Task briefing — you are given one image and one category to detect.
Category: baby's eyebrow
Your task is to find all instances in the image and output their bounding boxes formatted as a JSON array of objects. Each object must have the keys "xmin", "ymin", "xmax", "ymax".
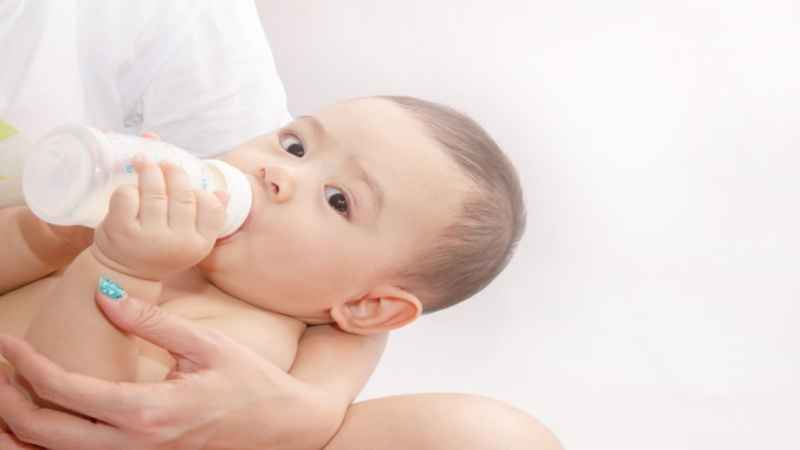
[
  {"xmin": 348, "ymin": 155, "xmax": 384, "ymax": 219},
  {"xmin": 297, "ymin": 115, "xmax": 327, "ymax": 140}
]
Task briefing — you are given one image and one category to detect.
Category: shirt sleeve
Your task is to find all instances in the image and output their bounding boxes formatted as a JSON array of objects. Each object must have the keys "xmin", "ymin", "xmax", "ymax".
[{"xmin": 127, "ymin": 0, "xmax": 292, "ymax": 157}]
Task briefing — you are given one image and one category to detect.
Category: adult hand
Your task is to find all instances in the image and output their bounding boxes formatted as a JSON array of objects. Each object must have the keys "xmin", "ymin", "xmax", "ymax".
[{"xmin": 0, "ymin": 293, "xmax": 342, "ymax": 450}]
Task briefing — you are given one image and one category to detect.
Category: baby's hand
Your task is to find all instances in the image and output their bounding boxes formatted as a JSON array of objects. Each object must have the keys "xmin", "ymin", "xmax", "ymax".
[{"xmin": 91, "ymin": 156, "xmax": 227, "ymax": 280}]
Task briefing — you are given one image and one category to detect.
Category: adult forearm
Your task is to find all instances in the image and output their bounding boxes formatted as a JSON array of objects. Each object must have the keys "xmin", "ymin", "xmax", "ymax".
[
  {"xmin": 0, "ymin": 207, "xmax": 80, "ymax": 294},
  {"xmin": 24, "ymin": 250, "xmax": 162, "ymax": 383}
]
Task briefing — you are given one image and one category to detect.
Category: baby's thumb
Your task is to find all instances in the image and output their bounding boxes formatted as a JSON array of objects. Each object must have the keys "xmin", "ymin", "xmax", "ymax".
[{"xmin": 95, "ymin": 277, "xmax": 222, "ymax": 366}]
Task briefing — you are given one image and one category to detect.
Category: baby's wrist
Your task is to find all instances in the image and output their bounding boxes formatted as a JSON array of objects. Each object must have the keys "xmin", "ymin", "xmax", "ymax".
[
  {"xmin": 88, "ymin": 243, "xmax": 163, "ymax": 282},
  {"xmin": 84, "ymin": 248, "xmax": 164, "ymax": 304}
]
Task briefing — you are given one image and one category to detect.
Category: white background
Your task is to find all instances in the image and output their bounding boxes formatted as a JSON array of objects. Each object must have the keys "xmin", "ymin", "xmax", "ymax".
[{"xmin": 255, "ymin": 2, "xmax": 799, "ymax": 449}]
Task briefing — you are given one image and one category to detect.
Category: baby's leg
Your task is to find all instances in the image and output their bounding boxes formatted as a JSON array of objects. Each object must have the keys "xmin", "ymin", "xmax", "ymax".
[{"xmin": 323, "ymin": 393, "xmax": 562, "ymax": 450}]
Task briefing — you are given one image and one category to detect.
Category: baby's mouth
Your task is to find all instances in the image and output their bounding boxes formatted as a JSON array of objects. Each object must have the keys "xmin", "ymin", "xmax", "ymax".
[{"xmin": 216, "ymin": 208, "xmax": 251, "ymax": 246}]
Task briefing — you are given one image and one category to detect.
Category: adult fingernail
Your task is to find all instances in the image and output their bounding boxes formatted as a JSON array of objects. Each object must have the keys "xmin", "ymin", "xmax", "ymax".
[{"xmin": 98, "ymin": 276, "xmax": 127, "ymax": 301}]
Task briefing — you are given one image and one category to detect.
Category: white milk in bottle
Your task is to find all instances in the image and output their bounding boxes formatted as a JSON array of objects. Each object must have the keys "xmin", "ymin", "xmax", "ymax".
[{"xmin": 22, "ymin": 125, "xmax": 252, "ymax": 237}]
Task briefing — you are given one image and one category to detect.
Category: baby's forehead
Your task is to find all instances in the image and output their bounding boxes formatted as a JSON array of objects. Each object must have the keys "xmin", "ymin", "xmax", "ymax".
[
  {"xmin": 317, "ymin": 98, "xmax": 428, "ymax": 138},
  {"xmin": 318, "ymin": 98, "xmax": 474, "ymax": 191},
  {"xmin": 327, "ymin": 118, "xmax": 442, "ymax": 164}
]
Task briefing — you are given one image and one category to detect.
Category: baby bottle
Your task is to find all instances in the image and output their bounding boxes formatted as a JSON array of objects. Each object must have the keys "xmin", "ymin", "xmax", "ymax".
[
  {"xmin": 22, "ymin": 125, "xmax": 252, "ymax": 238},
  {"xmin": 0, "ymin": 119, "xmax": 33, "ymax": 208}
]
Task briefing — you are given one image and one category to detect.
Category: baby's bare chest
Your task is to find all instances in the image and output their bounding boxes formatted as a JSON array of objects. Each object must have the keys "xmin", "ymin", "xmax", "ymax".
[
  {"xmin": 157, "ymin": 287, "xmax": 304, "ymax": 371},
  {"xmin": 0, "ymin": 275, "xmax": 304, "ymax": 378}
]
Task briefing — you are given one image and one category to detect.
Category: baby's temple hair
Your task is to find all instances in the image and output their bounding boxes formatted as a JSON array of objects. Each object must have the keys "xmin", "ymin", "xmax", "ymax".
[{"xmin": 376, "ymin": 96, "xmax": 526, "ymax": 314}]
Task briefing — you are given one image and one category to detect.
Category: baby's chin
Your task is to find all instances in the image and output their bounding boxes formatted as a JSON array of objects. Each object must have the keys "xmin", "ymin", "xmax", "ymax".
[
  {"xmin": 195, "ymin": 238, "xmax": 260, "ymax": 295},
  {"xmin": 196, "ymin": 240, "xmax": 234, "ymax": 274},
  {"xmin": 194, "ymin": 252, "xmax": 259, "ymax": 302}
]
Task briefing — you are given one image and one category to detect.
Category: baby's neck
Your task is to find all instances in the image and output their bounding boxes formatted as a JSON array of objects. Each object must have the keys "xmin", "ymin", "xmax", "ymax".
[
  {"xmin": 160, "ymin": 267, "xmax": 330, "ymax": 327},
  {"xmin": 160, "ymin": 267, "xmax": 214, "ymax": 302}
]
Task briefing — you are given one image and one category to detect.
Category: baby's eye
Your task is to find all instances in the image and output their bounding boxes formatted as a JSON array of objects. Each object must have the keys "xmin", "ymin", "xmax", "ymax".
[
  {"xmin": 279, "ymin": 134, "xmax": 305, "ymax": 157},
  {"xmin": 324, "ymin": 186, "xmax": 350, "ymax": 218}
]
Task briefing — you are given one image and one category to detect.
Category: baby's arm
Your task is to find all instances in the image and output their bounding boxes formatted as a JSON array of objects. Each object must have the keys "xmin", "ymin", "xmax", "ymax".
[
  {"xmin": 291, "ymin": 325, "xmax": 387, "ymax": 407},
  {"xmin": 290, "ymin": 325, "xmax": 388, "ymax": 441},
  {"xmin": 23, "ymin": 159, "xmax": 225, "ymax": 391},
  {"xmin": 0, "ymin": 207, "xmax": 92, "ymax": 295}
]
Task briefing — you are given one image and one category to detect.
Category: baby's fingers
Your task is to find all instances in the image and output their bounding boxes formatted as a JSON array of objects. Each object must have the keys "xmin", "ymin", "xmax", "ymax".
[
  {"xmin": 162, "ymin": 162, "xmax": 196, "ymax": 231},
  {"xmin": 104, "ymin": 185, "xmax": 139, "ymax": 233},
  {"xmin": 133, "ymin": 156, "xmax": 167, "ymax": 229},
  {"xmin": 195, "ymin": 191, "xmax": 227, "ymax": 241}
]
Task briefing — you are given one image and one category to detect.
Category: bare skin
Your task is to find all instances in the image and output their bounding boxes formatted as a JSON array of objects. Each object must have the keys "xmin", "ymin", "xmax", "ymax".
[
  {"xmin": 326, "ymin": 394, "xmax": 563, "ymax": 450},
  {"xmin": 0, "ymin": 100, "xmax": 560, "ymax": 449},
  {"xmin": 0, "ymin": 297, "xmax": 562, "ymax": 450}
]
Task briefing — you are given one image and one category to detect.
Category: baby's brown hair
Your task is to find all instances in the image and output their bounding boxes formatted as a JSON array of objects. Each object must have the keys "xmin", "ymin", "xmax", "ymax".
[{"xmin": 378, "ymin": 96, "xmax": 526, "ymax": 314}]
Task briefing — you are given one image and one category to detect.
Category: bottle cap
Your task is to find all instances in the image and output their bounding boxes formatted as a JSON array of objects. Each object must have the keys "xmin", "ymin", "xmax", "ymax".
[{"xmin": 205, "ymin": 159, "xmax": 253, "ymax": 238}]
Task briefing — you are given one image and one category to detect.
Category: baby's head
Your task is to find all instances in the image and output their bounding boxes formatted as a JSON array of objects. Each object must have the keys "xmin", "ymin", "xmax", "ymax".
[{"xmin": 198, "ymin": 96, "xmax": 525, "ymax": 333}]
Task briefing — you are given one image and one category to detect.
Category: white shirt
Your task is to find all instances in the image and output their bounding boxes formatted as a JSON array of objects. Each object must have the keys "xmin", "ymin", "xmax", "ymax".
[{"xmin": 1, "ymin": 0, "xmax": 291, "ymax": 157}]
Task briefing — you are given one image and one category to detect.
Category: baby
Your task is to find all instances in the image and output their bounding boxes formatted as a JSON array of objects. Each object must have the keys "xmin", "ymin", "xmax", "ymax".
[{"xmin": 0, "ymin": 96, "xmax": 525, "ymax": 414}]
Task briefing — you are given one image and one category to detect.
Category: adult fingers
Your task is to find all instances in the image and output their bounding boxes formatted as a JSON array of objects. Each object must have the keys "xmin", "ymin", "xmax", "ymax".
[
  {"xmin": 95, "ymin": 291, "xmax": 223, "ymax": 367},
  {"xmin": 133, "ymin": 155, "xmax": 167, "ymax": 229},
  {"xmin": 0, "ymin": 365, "xmax": 122, "ymax": 450},
  {"xmin": 0, "ymin": 431, "xmax": 42, "ymax": 450},
  {"xmin": 0, "ymin": 336, "xmax": 179, "ymax": 429},
  {"xmin": 0, "ymin": 369, "xmax": 14, "ymax": 428},
  {"xmin": 0, "ymin": 369, "xmax": 11, "ymax": 433}
]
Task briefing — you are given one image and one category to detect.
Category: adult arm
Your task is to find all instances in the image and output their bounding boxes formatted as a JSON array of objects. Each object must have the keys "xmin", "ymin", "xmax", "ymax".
[
  {"xmin": 0, "ymin": 293, "xmax": 386, "ymax": 450},
  {"xmin": 0, "ymin": 207, "xmax": 91, "ymax": 295},
  {"xmin": 126, "ymin": 0, "xmax": 292, "ymax": 157}
]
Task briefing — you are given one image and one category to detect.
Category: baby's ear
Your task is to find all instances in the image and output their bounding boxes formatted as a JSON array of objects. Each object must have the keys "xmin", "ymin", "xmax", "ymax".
[{"xmin": 330, "ymin": 285, "xmax": 422, "ymax": 335}]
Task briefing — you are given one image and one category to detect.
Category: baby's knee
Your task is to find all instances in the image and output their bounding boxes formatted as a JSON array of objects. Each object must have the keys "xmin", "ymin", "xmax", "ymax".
[
  {"xmin": 324, "ymin": 393, "xmax": 561, "ymax": 450},
  {"xmin": 444, "ymin": 394, "xmax": 562, "ymax": 450}
]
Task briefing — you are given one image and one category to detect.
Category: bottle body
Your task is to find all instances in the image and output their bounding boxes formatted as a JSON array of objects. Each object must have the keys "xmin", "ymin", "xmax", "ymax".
[
  {"xmin": 0, "ymin": 120, "xmax": 33, "ymax": 208},
  {"xmin": 22, "ymin": 126, "xmax": 252, "ymax": 237}
]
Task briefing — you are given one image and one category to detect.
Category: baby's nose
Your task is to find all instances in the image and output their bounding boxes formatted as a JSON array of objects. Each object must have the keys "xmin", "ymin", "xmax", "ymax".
[{"xmin": 260, "ymin": 166, "xmax": 294, "ymax": 203}]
